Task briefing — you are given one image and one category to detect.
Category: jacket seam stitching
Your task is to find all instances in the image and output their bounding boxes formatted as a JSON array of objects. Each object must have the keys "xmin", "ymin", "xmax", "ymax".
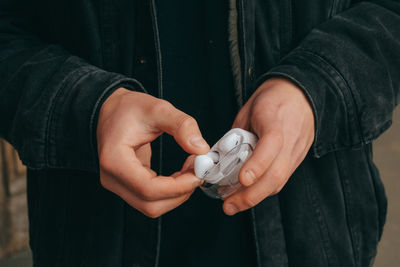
[
  {"xmin": 45, "ymin": 67, "xmax": 98, "ymax": 168},
  {"xmin": 296, "ymin": 49, "xmax": 365, "ymax": 145},
  {"xmin": 302, "ymin": 166, "xmax": 337, "ymax": 266},
  {"xmin": 43, "ymin": 57, "xmax": 79, "ymax": 167},
  {"xmin": 51, "ymin": 68, "xmax": 97, "ymax": 167},
  {"xmin": 334, "ymin": 152, "xmax": 359, "ymax": 265}
]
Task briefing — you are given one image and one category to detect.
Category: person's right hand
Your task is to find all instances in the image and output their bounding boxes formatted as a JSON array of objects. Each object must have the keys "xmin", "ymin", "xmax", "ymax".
[{"xmin": 97, "ymin": 88, "xmax": 210, "ymax": 218}]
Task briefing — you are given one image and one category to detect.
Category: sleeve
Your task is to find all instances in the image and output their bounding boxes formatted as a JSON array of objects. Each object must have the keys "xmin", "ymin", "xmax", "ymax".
[
  {"xmin": 256, "ymin": 0, "xmax": 400, "ymax": 158},
  {"xmin": 0, "ymin": 1, "xmax": 146, "ymax": 172}
]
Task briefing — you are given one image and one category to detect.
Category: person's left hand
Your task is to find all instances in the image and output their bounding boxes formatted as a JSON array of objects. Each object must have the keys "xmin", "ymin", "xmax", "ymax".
[{"xmin": 222, "ymin": 78, "xmax": 315, "ymax": 215}]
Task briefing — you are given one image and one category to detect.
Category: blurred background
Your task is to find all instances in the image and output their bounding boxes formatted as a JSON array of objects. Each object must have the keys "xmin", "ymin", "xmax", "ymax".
[{"xmin": 0, "ymin": 108, "xmax": 399, "ymax": 267}]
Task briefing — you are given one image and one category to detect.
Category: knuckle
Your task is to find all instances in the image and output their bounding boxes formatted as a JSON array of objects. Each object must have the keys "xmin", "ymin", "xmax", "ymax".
[
  {"xmin": 176, "ymin": 115, "xmax": 197, "ymax": 131},
  {"xmin": 136, "ymin": 185, "xmax": 157, "ymax": 202},
  {"xmin": 241, "ymin": 194, "xmax": 258, "ymax": 209},
  {"xmin": 270, "ymin": 184, "xmax": 284, "ymax": 196},
  {"xmin": 142, "ymin": 204, "xmax": 163, "ymax": 219},
  {"xmin": 99, "ymin": 176, "xmax": 110, "ymax": 189},
  {"xmin": 270, "ymin": 169, "xmax": 285, "ymax": 182},
  {"xmin": 99, "ymin": 150, "xmax": 114, "ymax": 173},
  {"xmin": 247, "ymin": 160, "xmax": 267, "ymax": 178},
  {"xmin": 98, "ymin": 150, "xmax": 108, "ymax": 168},
  {"xmin": 183, "ymin": 193, "xmax": 192, "ymax": 202},
  {"xmin": 152, "ymin": 100, "xmax": 173, "ymax": 115},
  {"xmin": 271, "ymin": 187, "xmax": 283, "ymax": 196},
  {"xmin": 170, "ymin": 188, "xmax": 184, "ymax": 198},
  {"xmin": 268, "ymin": 171, "xmax": 286, "ymax": 196}
]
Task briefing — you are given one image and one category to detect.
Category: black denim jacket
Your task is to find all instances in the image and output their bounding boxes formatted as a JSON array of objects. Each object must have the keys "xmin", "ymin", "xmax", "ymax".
[{"xmin": 0, "ymin": 0, "xmax": 399, "ymax": 266}]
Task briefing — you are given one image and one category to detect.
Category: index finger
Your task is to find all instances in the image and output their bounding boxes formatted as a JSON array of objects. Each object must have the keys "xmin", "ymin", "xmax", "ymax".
[
  {"xmin": 104, "ymin": 145, "xmax": 202, "ymax": 201},
  {"xmin": 150, "ymin": 101, "xmax": 210, "ymax": 155}
]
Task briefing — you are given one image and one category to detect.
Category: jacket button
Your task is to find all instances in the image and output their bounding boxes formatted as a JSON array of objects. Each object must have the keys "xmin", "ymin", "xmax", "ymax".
[
  {"xmin": 248, "ymin": 66, "xmax": 255, "ymax": 80},
  {"xmin": 139, "ymin": 58, "xmax": 147, "ymax": 64}
]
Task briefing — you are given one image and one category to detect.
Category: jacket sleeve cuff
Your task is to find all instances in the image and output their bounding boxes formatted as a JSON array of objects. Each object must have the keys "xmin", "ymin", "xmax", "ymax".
[
  {"xmin": 255, "ymin": 50, "xmax": 367, "ymax": 158},
  {"xmin": 45, "ymin": 67, "xmax": 146, "ymax": 172}
]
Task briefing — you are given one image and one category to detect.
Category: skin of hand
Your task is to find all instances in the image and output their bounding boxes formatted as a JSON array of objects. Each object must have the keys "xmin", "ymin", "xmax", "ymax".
[
  {"xmin": 222, "ymin": 78, "xmax": 315, "ymax": 215},
  {"xmin": 97, "ymin": 88, "xmax": 209, "ymax": 218}
]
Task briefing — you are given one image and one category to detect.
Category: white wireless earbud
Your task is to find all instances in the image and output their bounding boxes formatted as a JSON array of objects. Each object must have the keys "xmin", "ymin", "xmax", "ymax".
[
  {"xmin": 206, "ymin": 151, "xmax": 219, "ymax": 163},
  {"xmin": 194, "ymin": 152, "xmax": 218, "ymax": 178},
  {"xmin": 218, "ymin": 133, "xmax": 241, "ymax": 153}
]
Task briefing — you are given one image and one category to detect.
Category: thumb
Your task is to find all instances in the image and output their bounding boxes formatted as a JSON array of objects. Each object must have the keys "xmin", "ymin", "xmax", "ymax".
[{"xmin": 153, "ymin": 102, "xmax": 210, "ymax": 155}]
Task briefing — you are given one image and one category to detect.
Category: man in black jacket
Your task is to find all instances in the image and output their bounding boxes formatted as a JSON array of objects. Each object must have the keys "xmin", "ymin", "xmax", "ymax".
[{"xmin": 0, "ymin": 0, "xmax": 399, "ymax": 266}]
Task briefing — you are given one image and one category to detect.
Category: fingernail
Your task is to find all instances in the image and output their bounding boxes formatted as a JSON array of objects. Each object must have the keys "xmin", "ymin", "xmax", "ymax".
[
  {"xmin": 225, "ymin": 203, "xmax": 238, "ymax": 215},
  {"xmin": 190, "ymin": 136, "xmax": 208, "ymax": 148},
  {"xmin": 243, "ymin": 170, "xmax": 256, "ymax": 186}
]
